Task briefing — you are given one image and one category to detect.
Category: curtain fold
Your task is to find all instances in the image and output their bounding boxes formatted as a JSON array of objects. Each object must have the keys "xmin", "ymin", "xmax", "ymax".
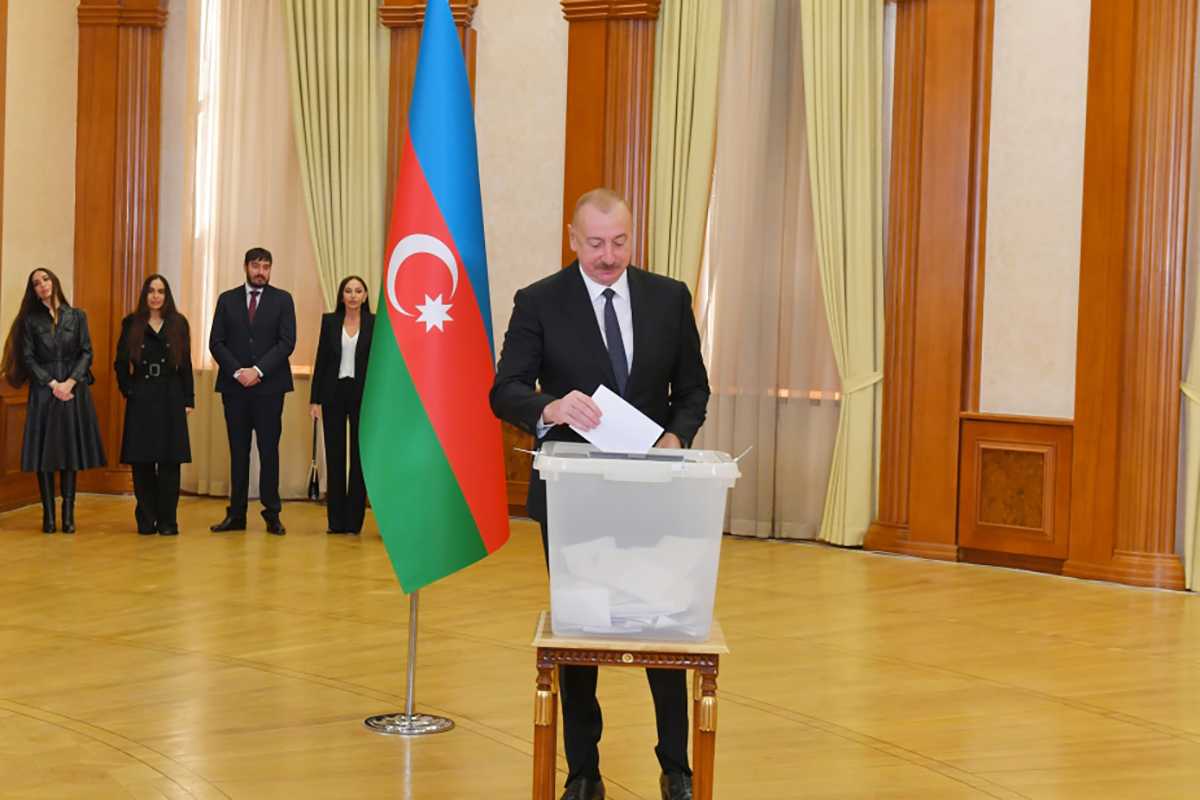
[
  {"xmin": 282, "ymin": 0, "xmax": 388, "ymax": 310},
  {"xmin": 647, "ymin": 0, "xmax": 723, "ymax": 290},
  {"xmin": 694, "ymin": 0, "xmax": 841, "ymax": 540},
  {"xmin": 799, "ymin": 0, "xmax": 885, "ymax": 547}
]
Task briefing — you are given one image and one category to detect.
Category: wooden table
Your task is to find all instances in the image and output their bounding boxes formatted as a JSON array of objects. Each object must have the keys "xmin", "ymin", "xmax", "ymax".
[{"xmin": 531, "ymin": 611, "xmax": 729, "ymax": 800}]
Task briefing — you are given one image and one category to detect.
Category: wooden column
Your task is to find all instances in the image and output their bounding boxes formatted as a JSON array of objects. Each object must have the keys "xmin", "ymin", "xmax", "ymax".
[
  {"xmin": 379, "ymin": 0, "xmax": 477, "ymax": 210},
  {"xmin": 75, "ymin": 0, "xmax": 167, "ymax": 493},
  {"xmin": 865, "ymin": 0, "xmax": 991, "ymax": 560},
  {"xmin": 0, "ymin": 0, "xmax": 33, "ymax": 511},
  {"xmin": 1064, "ymin": 0, "xmax": 1196, "ymax": 589},
  {"xmin": 560, "ymin": 0, "xmax": 660, "ymax": 265}
]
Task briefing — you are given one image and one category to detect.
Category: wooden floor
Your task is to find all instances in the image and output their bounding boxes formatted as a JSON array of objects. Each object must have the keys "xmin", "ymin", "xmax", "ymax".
[{"xmin": 0, "ymin": 496, "xmax": 1198, "ymax": 799}]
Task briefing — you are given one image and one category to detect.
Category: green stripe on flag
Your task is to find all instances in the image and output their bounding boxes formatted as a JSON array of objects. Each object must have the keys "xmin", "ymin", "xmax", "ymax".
[{"xmin": 360, "ymin": 310, "xmax": 487, "ymax": 592}]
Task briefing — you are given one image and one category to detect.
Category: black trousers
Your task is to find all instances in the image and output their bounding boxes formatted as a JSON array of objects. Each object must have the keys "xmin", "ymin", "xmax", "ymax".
[
  {"xmin": 538, "ymin": 522, "xmax": 691, "ymax": 784},
  {"xmin": 131, "ymin": 463, "xmax": 181, "ymax": 530},
  {"xmin": 221, "ymin": 391, "xmax": 284, "ymax": 519},
  {"xmin": 322, "ymin": 377, "xmax": 366, "ymax": 532}
]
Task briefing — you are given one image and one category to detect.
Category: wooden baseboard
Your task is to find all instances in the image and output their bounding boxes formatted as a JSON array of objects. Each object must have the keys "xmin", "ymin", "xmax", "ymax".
[
  {"xmin": 1063, "ymin": 551, "xmax": 1185, "ymax": 590},
  {"xmin": 865, "ymin": 522, "xmax": 959, "ymax": 561}
]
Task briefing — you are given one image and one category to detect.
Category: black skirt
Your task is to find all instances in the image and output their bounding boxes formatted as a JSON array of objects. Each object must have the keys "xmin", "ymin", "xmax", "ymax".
[{"xmin": 21, "ymin": 381, "xmax": 107, "ymax": 472}]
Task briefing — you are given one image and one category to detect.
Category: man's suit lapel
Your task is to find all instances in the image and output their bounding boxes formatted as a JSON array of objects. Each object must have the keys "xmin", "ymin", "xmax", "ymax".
[
  {"xmin": 563, "ymin": 263, "xmax": 618, "ymax": 391},
  {"xmin": 626, "ymin": 267, "xmax": 651, "ymax": 398}
]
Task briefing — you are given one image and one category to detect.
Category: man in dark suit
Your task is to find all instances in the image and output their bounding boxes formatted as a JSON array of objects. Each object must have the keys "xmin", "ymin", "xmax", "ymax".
[
  {"xmin": 491, "ymin": 189, "xmax": 710, "ymax": 800},
  {"xmin": 209, "ymin": 247, "xmax": 297, "ymax": 535}
]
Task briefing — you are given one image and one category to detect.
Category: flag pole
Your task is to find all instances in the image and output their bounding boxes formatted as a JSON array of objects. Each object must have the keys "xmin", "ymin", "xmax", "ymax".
[{"xmin": 363, "ymin": 590, "xmax": 454, "ymax": 736}]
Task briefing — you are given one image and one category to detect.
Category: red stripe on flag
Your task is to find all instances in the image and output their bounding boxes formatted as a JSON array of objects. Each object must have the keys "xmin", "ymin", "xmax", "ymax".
[{"xmin": 383, "ymin": 141, "xmax": 509, "ymax": 552}]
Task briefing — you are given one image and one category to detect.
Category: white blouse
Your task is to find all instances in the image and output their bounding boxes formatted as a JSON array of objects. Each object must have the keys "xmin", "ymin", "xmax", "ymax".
[{"xmin": 338, "ymin": 327, "xmax": 359, "ymax": 379}]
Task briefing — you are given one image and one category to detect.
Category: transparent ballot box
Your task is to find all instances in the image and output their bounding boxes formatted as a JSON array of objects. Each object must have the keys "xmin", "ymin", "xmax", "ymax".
[{"xmin": 534, "ymin": 442, "xmax": 740, "ymax": 641}]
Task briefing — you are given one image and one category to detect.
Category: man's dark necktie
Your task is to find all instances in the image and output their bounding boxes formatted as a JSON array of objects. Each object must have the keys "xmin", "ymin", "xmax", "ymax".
[
  {"xmin": 248, "ymin": 290, "xmax": 260, "ymax": 325},
  {"xmin": 602, "ymin": 288, "xmax": 628, "ymax": 395}
]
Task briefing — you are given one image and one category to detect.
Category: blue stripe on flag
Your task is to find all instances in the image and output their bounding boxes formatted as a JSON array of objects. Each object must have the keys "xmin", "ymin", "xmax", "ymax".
[{"xmin": 407, "ymin": 0, "xmax": 495, "ymax": 354}]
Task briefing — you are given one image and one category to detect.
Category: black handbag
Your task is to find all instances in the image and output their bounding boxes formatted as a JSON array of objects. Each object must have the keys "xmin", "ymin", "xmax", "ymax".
[{"xmin": 307, "ymin": 419, "xmax": 321, "ymax": 500}]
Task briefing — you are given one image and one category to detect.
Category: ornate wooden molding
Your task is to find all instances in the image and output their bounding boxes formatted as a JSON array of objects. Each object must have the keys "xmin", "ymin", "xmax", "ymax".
[
  {"xmin": 560, "ymin": 2, "xmax": 657, "ymax": 265},
  {"xmin": 963, "ymin": 0, "xmax": 994, "ymax": 410},
  {"xmin": 868, "ymin": 0, "xmax": 926, "ymax": 543},
  {"xmin": 75, "ymin": 0, "xmax": 167, "ymax": 493},
  {"xmin": 378, "ymin": 0, "xmax": 477, "ymax": 28},
  {"xmin": 538, "ymin": 647, "xmax": 719, "ymax": 671},
  {"xmin": 561, "ymin": 1, "xmax": 661, "ymax": 22},
  {"xmin": 77, "ymin": 0, "xmax": 166, "ymax": 28},
  {"xmin": 1064, "ymin": 0, "xmax": 1195, "ymax": 589}
]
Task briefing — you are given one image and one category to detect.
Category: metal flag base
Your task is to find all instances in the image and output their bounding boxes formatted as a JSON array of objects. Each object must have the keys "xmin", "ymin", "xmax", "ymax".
[
  {"xmin": 363, "ymin": 590, "xmax": 454, "ymax": 737},
  {"xmin": 363, "ymin": 712, "xmax": 454, "ymax": 736}
]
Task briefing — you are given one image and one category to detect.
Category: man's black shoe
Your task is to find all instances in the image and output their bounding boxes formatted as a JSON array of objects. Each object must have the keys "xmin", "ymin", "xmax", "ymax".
[
  {"xmin": 210, "ymin": 515, "xmax": 246, "ymax": 532},
  {"xmin": 561, "ymin": 776, "xmax": 605, "ymax": 800},
  {"xmin": 660, "ymin": 772, "xmax": 692, "ymax": 800},
  {"xmin": 158, "ymin": 526, "xmax": 179, "ymax": 536},
  {"xmin": 265, "ymin": 518, "xmax": 287, "ymax": 536}
]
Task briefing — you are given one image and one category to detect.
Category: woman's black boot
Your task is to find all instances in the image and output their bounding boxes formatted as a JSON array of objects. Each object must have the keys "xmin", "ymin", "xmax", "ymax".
[
  {"xmin": 60, "ymin": 470, "xmax": 76, "ymax": 534},
  {"xmin": 37, "ymin": 471, "xmax": 56, "ymax": 533}
]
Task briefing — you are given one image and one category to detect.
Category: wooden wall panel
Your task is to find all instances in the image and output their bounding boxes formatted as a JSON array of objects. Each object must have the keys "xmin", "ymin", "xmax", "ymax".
[
  {"xmin": 866, "ymin": 0, "xmax": 990, "ymax": 561},
  {"xmin": 874, "ymin": 0, "xmax": 1195, "ymax": 590},
  {"xmin": 1063, "ymin": 0, "xmax": 1196, "ymax": 589},
  {"xmin": 75, "ymin": 0, "xmax": 167, "ymax": 494},
  {"xmin": 958, "ymin": 414, "xmax": 1072, "ymax": 566},
  {"xmin": 0, "ymin": 0, "xmax": 32, "ymax": 511}
]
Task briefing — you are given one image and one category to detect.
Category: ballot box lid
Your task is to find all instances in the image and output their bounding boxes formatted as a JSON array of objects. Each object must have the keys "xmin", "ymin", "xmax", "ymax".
[{"xmin": 534, "ymin": 441, "xmax": 740, "ymax": 482}]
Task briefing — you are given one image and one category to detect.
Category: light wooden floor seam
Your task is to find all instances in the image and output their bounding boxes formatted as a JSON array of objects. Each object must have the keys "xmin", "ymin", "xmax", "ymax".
[{"xmin": 1, "ymin": 495, "xmax": 1199, "ymax": 798}]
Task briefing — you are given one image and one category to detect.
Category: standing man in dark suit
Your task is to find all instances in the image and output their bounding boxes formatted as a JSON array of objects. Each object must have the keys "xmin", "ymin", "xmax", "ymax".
[
  {"xmin": 490, "ymin": 189, "xmax": 710, "ymax": 800},
  {"xmin": 209, "ymin": 247, "xmax": 296, "ymax": 536}
]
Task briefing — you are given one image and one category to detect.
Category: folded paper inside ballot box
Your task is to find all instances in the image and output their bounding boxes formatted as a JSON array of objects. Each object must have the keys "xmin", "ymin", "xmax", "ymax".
[{"xmin": 534, "ymin": 442, "xmax": 740, "ymax": 641}]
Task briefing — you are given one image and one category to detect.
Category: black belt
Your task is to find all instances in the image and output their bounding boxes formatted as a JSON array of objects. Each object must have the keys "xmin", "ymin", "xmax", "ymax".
[{"xmin": 139, "ymin": 363, "xmax": 170, "ymax": 381}]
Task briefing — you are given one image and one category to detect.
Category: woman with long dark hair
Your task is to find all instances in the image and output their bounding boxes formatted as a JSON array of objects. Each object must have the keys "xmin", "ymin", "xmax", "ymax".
[
  {"xmin": 115, "ymin": 274, "xmax": 194, "ymax": 535},
  {"xmin": 0, "ymin": 268, "xmax": 106, "ymax": 533},
  {"xmin": 309, "ymin": 275, "xmax": 373, "ymax": 534}
]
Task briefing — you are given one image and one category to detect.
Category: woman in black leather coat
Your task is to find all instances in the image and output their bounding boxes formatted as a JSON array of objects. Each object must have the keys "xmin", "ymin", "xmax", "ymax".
[
  {"xmin": 115, "ymin": 274, "xmax": 194, "ymax": 535},
  {"xmin": 0, "ymin": 268, "xmax": 107, "ymax": 533}
]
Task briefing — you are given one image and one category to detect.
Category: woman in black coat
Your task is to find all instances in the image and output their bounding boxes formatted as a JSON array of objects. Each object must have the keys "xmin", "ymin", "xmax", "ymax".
[
  {"xmin": 0, "ymin": 268, "xmax": 106, "ymax": 533},
  {"xmin": 115, "ymin": 274, "xmax": 194, "ymax": 535},
  {"xmin": 309, "ymin": 275, "xmax": 373, "ymax": 534}
]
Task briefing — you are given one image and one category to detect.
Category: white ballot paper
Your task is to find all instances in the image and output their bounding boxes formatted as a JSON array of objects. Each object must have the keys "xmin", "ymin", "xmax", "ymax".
[{"xmin": 570, "ymin": 384, "xmax": 664, "ymax": 454}]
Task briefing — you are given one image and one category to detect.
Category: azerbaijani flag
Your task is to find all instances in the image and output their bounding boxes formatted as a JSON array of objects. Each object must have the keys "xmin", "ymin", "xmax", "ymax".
[{"xmin": 360, "ymin": 0, "xmax": 509, "ymax": 593}]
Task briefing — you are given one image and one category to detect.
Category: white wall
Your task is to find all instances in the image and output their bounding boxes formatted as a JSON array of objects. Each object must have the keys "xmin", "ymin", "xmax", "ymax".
[
  {"xmin": 473, "ymin": 0, "xmax": 568, "ymax": 351},
  {"xmin": 979, "ymin": 0, "xmax": 1091, "ymax": 419},
  {"xmin": 1, "ymin": 0, "xmax": 78, "ymax": 329}
]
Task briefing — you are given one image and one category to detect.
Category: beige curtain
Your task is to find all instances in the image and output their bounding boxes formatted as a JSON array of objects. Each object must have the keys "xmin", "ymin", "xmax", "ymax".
[
  {"xmin": 693, "ymin": 1, "xmax": 842, "ymax": 540},
  {"xmin": 647, "ymin": 0, "xmax": 722, "ymax": 289},
  {"xmin": 175, "ymin": 0, "xmax": 329, "ymax": 499},
  {"xmin": 799, "ymin": 0, "xmax": 884, "ymax": 547},
  {"xmin": 282, "ymin": 0, "xmax": 389, "ymax": 311}
]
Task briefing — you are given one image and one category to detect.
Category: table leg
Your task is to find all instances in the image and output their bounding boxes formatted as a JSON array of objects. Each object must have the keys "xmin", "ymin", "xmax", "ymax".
[
  {"xmin": 691, "ymin": 666, "xmax": 718, "ymax": 800},
  {"xmin": 533, "ymin": 660, "xmax": 559, "ymax": 800}
]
